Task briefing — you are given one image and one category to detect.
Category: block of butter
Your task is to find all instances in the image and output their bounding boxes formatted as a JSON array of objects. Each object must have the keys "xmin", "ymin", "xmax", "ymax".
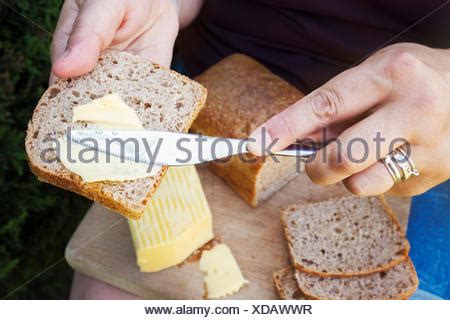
[
  {"xmin": 128, "ymin": 165, "xmax": 214, "ymax": 272},
  {"xmin": 199, "ymin": 243, "xmax": 248, "ymax": 299}
]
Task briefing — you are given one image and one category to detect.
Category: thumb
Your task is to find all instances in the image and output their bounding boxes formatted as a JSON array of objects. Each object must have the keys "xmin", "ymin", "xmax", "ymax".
[{"xmin": 52, "ymin": 0, "xmax": 126, "ymax": 78}]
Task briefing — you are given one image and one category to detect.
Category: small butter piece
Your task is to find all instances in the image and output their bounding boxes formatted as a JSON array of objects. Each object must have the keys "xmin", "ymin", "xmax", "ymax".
[
  {"xmin": 128, "ymin": 165, "xmax": 214, "ymax": 272},
  {"xmin": 72, "ymin": 93, "xmax": 144, "ymax": 129},
  {"xmin": 199, "ymin": 243, "xmax": 248, "ymax": 299},
  {"xmin": 56, "ymin": 93, "xmax": 161, "ymax": 182}
]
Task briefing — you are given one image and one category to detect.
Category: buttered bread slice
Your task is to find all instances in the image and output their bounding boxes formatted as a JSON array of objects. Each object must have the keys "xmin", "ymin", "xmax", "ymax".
[{"xmin": 25, "ymin": 51, "xmax": 206, "ymax": 219}]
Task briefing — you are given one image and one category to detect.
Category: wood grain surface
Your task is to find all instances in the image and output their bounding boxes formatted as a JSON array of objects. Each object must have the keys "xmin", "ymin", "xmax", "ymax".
[{"xmin": 65, "ymin": 165, "xmax": 410, "ymax": 299}]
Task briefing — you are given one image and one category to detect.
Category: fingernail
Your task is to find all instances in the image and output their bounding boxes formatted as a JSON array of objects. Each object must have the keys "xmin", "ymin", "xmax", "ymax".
[{"xmin": 247, "ymin": 126, "xmax": 273, "ymax": 156}]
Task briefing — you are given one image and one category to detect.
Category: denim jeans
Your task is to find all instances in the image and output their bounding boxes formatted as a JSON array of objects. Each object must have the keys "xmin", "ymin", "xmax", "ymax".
[{"xmin": 408, "ymin": 180, "xmax": 450, "ymax": 299}]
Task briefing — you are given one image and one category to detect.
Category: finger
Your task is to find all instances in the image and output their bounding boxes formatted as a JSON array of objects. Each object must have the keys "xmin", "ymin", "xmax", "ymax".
[
  {"xmin": 112, "ymin": 1, "xmax": 153, "ymax": 46},
  {"xmin": 303, "ymin": 127, "xmax": 340, "ymax": 142},
  {"xmin": 344, "ymin": 145, "xmax": 432, "ymax": 196},
  {"xmin": 51, "ymin": 0, "xmax": 79, "ymax": 63},
  {"xmin": 387, "ymin": 177, "xmax": 436, "ymax": 196},
  {"xmin": 49, "ymin": 1, "xmax": 79, "ymax": 86},
  {"xmin": 52, "ymin": 0, "xmax": 126, "ymax": 78},
  {"xmin": 247, "ymin": 61, "xmax": 391, "ymax": 156},
  {"xmin": 387, "ymin": 145, "xmax": 442, "ymax": 196},
  {"xmin": 343, "ymin": 161, "xmax": 394, "ymax": 196},
  {"xmin": 305, "ymin": 102, "xmax": 415, "ymax": 185},
  {"xmin": 125, "ymin": 13, "xmax": 178, "ymax": 67},
  {"xmin": 49, "ymin": 72, "xmax": 58, "ymax": 86},
  {"xmin": 303, "ymin": 115, "xmax": 366, "ymax": 142}
]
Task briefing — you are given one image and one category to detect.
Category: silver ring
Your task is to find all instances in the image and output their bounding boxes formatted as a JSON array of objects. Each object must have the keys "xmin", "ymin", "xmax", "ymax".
[
  {"xmin": 395, "ymin": 148, "xmax": 420, "ymax": 181},
  {"xmin": 381, "ymin": 147, "xmax": 420, "ymax": 183},
  {"xmin": 382, "ymin": 153, "xmax": 402, "ymax": 183}
]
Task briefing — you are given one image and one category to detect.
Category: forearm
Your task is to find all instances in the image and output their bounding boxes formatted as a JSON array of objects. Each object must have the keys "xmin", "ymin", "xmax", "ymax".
[{"xmin": 176, "ymin": 0, "xmax": 204, "ymax": 29}]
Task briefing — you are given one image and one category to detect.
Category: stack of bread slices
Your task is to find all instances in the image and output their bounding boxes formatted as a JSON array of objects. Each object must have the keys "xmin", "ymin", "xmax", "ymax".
[{"xmin": 273, "ymin": 196, "xmax": 418, "ymax": 299}]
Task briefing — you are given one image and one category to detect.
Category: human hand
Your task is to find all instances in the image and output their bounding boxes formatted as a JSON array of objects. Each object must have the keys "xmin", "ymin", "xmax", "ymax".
[
  {"xmin": 50, "ymin": 0, "xmax": 179, "ymax": 83},
  {"xmin": 248, "ymin": 43, "xmax": 450, "ymax": 196}
]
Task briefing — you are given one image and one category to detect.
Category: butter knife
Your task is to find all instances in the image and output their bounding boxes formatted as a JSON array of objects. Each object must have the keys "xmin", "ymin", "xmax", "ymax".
[{"xmin": 68, "ymin": 129, "xmax": 320, "ymax": 166}]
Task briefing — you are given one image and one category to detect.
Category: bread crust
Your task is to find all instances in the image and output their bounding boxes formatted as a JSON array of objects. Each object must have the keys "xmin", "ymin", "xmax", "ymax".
[
  {"xmin": 295, "ymin": 258, "xmax": 419, "ymax": 300},
  {"xmin": 26, "ymin": 157, "xmax": 168, "ymax": 220},
  {"xmin": 273, "ymin": 267, "xmax": 310, "ymax": 300},
  {"xmin": 281, "ymin": 195, "xmax": 411, "ymax": 278},
  {"xmin": 208, "ymin": 156, "xmax": 264, "ymax": 207},
  {"xmin": 25, "ymin": 51, "xmax": 207, "ymax": 219}
]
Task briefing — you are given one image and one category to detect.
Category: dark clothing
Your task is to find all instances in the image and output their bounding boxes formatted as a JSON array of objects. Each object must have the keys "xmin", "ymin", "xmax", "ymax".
[{"xmin": 178, "ymin": 0, "xmax": 450, "ymax": 92}]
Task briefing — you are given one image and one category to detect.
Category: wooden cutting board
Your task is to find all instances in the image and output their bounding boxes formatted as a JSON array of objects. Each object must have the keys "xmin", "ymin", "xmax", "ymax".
[{"xmin": 65, "ymin": 165, "xmax": 410, "ymax": 299}]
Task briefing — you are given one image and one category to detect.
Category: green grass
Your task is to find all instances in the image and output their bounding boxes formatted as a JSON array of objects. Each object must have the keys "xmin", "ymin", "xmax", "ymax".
[{"xmin": 0, "ymin": 0, "xmax": 91, "ymax": 299}]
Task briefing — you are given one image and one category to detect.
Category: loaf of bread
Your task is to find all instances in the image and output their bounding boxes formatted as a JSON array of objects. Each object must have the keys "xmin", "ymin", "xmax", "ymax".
[
  {"xmin": 25, "ymin": 51, "xmax": 206, "ymax": 219},
  {"xmin": 192, "ymin": 54, "xmax": 304, "ymax": 207},
  {"xmin": 295, "ymin": 258, "xmax": 418, "ymax": 300},
  {"xmin": 282, "ymin": 196, "xmax": 410, "ymax": 277}
]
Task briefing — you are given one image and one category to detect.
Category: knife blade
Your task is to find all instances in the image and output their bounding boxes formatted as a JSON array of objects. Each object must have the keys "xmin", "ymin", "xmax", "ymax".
[{"xmin": 68, "ymin": 128, "xmax": 319, "ymax": 166}]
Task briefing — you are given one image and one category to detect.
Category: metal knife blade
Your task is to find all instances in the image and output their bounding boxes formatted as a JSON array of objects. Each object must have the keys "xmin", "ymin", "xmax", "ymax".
[{"xmin": 68, "ymin": 129, "xmax": 318, "ymax": 166}]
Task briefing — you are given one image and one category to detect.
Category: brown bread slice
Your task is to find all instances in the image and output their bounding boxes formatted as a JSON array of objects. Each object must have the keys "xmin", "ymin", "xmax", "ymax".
[
  {"xmin": 25, "ymin": 50, "xmax": 206, "ymax": 219},
  {"xmin": 273, "ymin": 267, "xmax": 307, "ymax": 300},
  {"xmin": 295, "ymin": 258, "xmax": 418, "ymax": 300},
  {"xmin": 282, "ymin": 196, "xmax": 410, "ymax": 277},
  {"xmin": 192, "ymin": 54, "xmax": 304, "ymax": 207}
]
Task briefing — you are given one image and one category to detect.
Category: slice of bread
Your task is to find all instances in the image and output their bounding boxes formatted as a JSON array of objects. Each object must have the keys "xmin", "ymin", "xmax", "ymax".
[
  {"xmin": 25, "ymin": 51, "xmax": 207, "ymax": 219},
  {"xmin": 282, "ymin": 196, "xmax": 410, "ymax": 277},
  {"xmin": 273, "ymin": 267, "xmax": 307, "ymax": 300},
  {"xmin": 191, "ymin": 54, "xmax": 304, "ymax": 207},
  {"xmin": 295, "ymin": 258, "xmax": 418, "ymax": 300}
]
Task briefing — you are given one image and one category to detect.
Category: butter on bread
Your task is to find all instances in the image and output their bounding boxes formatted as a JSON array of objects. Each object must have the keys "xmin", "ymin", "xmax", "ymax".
[
  {"xmin": 192, "ymin": 54, "xmax": 304, "ymax": 207},
  {"xmin": 25, "ymin": 50, "xmax": 206, "ymax": 219},
  {"xmin": 72, "ymin": 92, "xmax": 144, "ymax": 129},
  {"xmin": 56, "ymin": 93, "xmax": 161, "ymax": 182}
]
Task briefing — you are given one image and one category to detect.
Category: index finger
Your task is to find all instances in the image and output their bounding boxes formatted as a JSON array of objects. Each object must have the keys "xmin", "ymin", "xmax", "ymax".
[{"xmin": 247, "ymin": 61, "xmax": 392, "ymax": 155}]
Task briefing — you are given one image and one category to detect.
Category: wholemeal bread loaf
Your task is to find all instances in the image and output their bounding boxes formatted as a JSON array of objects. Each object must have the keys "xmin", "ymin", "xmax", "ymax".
[
  {"xmin": 25, "ymin": 50, "xmax": 206, "ymax": 219},
  {"xmin": 295, "ymin": 258, "xmax": 418, "ymax": 300},
  {"xmin": 273, "ymin": 267, "xmax": 307, "ymax": 300},
  {"xmin": 282, "ymin": 196, "xmax": 410, "ymax": 277},
  {"xmin": 191, "ymin": 54, "xmax": 304, "ymax": 207}
]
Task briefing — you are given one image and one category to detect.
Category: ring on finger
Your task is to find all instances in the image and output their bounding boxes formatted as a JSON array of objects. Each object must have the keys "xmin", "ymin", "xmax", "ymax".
[
  {"xmin": 382, "ymin": 153, "xmax": 402, "ymax": 183},
  {"xmin": 381, "ymin": 147, "xmax": 420, "ymax": 183},
  {"xmin": 393, "ymin": 147, "xmax": 420, "ymax": 181}
]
